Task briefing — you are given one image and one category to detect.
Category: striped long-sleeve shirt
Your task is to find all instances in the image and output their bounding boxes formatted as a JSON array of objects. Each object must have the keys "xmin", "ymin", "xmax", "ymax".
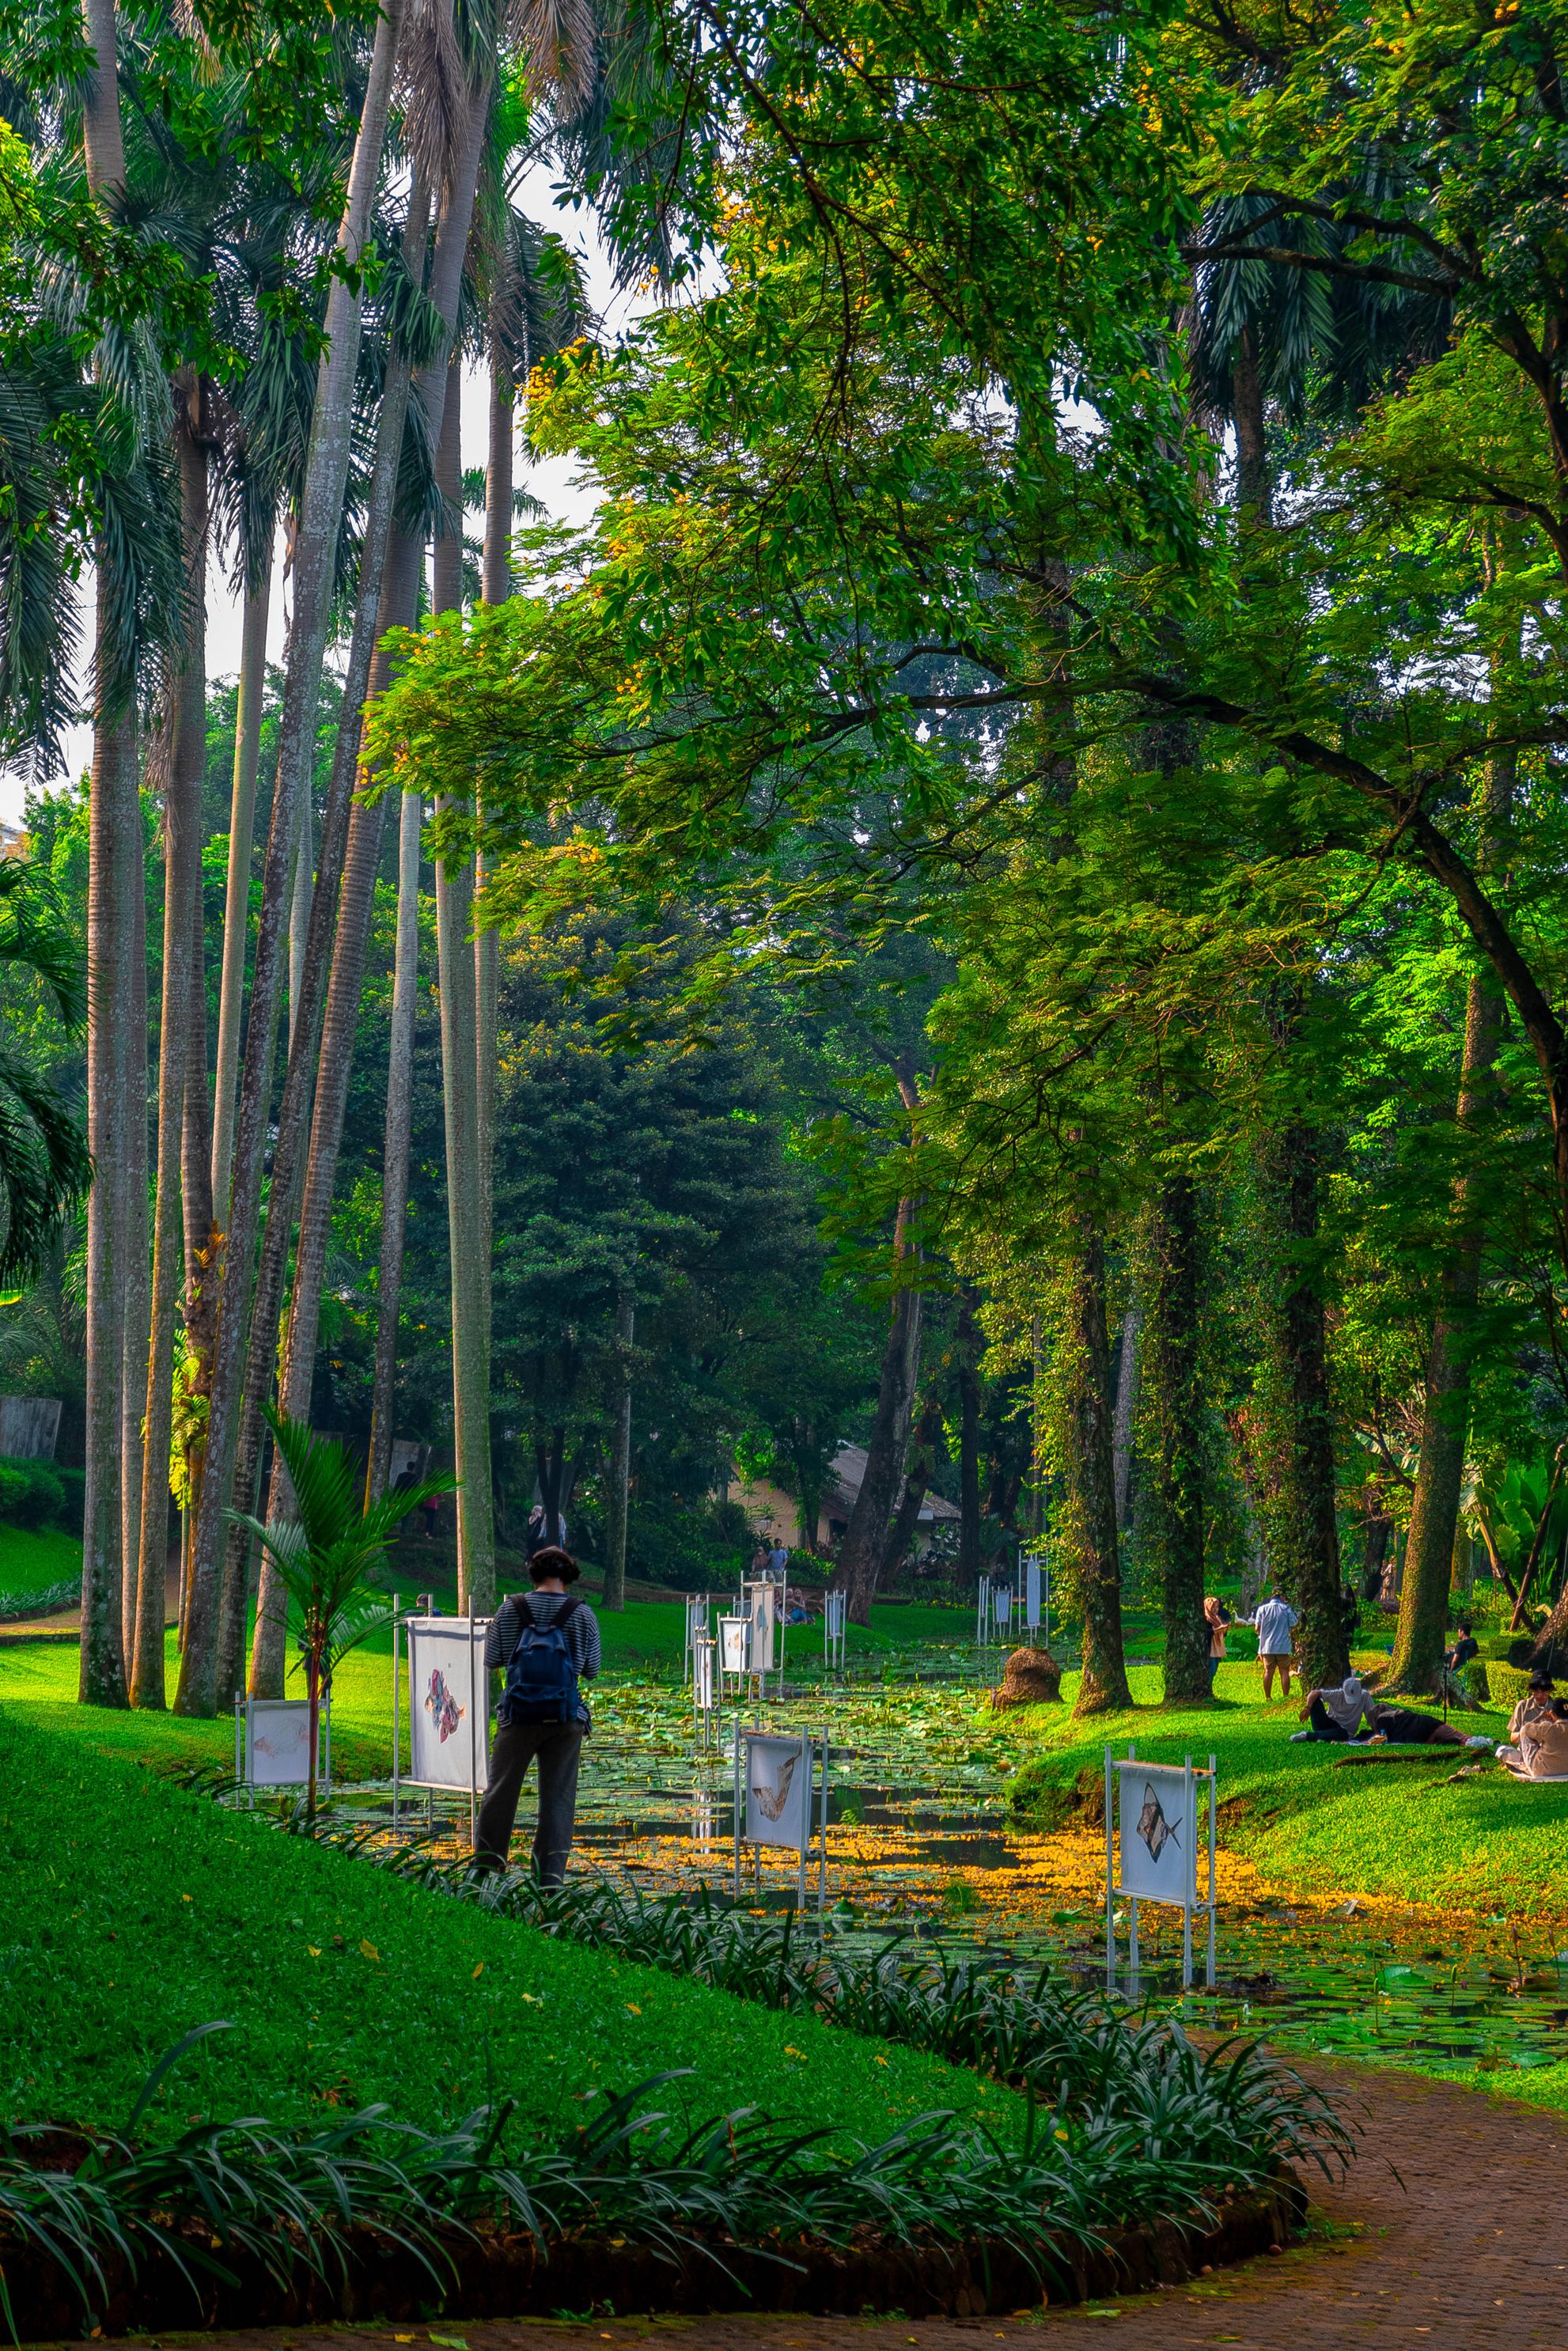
[{"xmin": 485, "ymin": 1589, "xmax": 602, "ymax": 1681}]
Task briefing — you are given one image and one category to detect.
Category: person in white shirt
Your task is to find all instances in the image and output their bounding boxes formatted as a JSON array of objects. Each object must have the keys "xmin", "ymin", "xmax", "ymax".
[
  {"xmin": 1290, "ymin": 1673, "xmax": 1370, "ymax": 1743},
  {"xmin": 1248, "ymin": 1592, "xmax": 1300, "ymax": 1699}
]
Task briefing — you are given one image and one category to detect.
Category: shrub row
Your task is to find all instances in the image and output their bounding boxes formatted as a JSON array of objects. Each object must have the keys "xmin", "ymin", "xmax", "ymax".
[{"xmin": 0, "ymin": 1453, "xmax": 83, "ymax": 1532}]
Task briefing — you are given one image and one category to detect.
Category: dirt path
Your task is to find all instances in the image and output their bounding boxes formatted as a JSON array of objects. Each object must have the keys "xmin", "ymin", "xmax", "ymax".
[{"xmin": 47, "ymin": 2060, "xmax": 1565, "ymax": 2351}]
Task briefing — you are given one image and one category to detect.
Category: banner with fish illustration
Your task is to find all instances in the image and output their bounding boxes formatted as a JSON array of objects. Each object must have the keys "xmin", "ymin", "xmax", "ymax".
[
  {"xmin": 1116, "ymin": 1761, "xmax": 1196, "ymax": 1905},
  {"xmin": 744, "ymin": 1732, "xmax": 809, "ymax": 1849},
  {"xmin": 407, "ymin": 1620, "xmax": 490, "ymax": 1791}
]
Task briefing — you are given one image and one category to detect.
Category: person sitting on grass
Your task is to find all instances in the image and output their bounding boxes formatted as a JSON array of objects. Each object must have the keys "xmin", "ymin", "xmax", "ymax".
[
  {"xmin": 1499, "ymin": 1694, "xmax": 1568, "ymax": 1779},
  {"xmin": 1503, "ymin": 1671, "xmax": 1557, "ymax": 1751},
  {"xmin": 1290, "ymin": 1672, "xmax": 1372, "ymax": 1743},
  {"xmin": 1363, "ymin": 1702, "xmax": 1492, "ymax": 1752}
]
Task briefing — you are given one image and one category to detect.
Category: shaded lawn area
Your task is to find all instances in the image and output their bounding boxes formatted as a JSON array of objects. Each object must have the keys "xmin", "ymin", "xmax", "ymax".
[
  {"xmin": 0, "ymin": 1524, "xmax": 83, "ymax": 1603},
  {"xmin": 0, "ymin": 1692, "xmax": 1025, "ymax": 2150},
  {"xmin": 1009, "ymin": 1658, "xmax": 1566, "ymax": 1920}
]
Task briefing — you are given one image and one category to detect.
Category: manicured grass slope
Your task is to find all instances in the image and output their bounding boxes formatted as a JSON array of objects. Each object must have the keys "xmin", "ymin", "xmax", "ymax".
[
  {"xmin": 1013, "ymin": 1659, "xmax": 1568, "ymax": 1917},
  {"xmin": 0, "ymin": 1524, "xmax": 83, "ymax": 1603},
  {"xmin": 0, "ymin": 1698, "xmax": 1023, "ymax": 2150}
]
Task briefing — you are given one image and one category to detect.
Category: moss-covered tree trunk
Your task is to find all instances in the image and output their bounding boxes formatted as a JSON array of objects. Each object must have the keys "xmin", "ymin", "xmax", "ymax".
[
  {"xmin": 1060, "ymin": 1213, "xmax": 1131, "ymax": 1716},
  {"xmin": 1255, "ymin": 1118, "xmax": 1348, "ymax": 1687},
  {"xmin": 1142, "ymin": 1176, "xmax": 1210, "ymax": 1704},
  {"xmin": 1390, "ymin": 741, "xmax": 1512, "ymax": 1693}
]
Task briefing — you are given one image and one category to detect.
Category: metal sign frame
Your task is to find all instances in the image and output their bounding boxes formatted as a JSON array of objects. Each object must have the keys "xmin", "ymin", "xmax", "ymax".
[
  {"xmin": 740, "ymin": 1577, "xmax": 786, "ymax": 1696},
  {"xmin": 683, "ymin": 1592, "xmax": 710, "ymax": 1685},
  {"xmin": 718, "ymin": 1611, "xmax": 751, "ymax": 1699},
  {"xmin": 823, "ymin": 1588, "xmax": 847, "ymax": 1675},
  {"xmin": 232, "ymin": 1690, "xmax": 331, "ymax": 1800},
  {"xmin": 1104, "ymin": 1743, "xmax": 1218, "ymax": 1991},
  {"xmin": 692, "ymin": 1630, "xmax": 722, "ymax": 1752},
  {"xmin": 731, "ymin": 1721, "xmax": 829, "ymax": 1917},
  {"xmin": 392, "ymin": 1599, "xmax": 491, "ymax": 1846}
]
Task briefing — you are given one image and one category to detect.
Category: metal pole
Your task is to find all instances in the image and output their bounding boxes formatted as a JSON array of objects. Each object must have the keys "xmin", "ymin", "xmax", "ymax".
[
  {"xmin": 1181, "ymin": 1755, "xmax": 1194, "ymax": 1990},
  {"xmin": 732, "ymin": 1716, "xmax": 742, "ymax": 1902},
  {"xmin": 468, "ymin": 1603, "xmax": 478, "ymax": 1853},
  {"xmin": 392, "ymin": 1592, "xmax": 400, "ymax": 1834},
  {"xmin": 819, "ymin": 1728, "xmax": 829, "ymax": 1914},
  {"xmin": 797, "ymin": 1735, "xmax": 807, "ymax": 1918},
  {"xmin": 1206, "ymin": 1750, "xmax": 1218, "ymax": 1990},
  {"xmin": 1104, "ymin": 1745, "xmax": 1115, "ymax": 1988},
  {"xmin": 233, "ymin": 1693, "xmax": 244, "ymax": 1804}
]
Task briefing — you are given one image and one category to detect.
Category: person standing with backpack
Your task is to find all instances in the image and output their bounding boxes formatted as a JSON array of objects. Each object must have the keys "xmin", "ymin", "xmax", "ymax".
[{"xmin": 473, "ymin": 1546, "xmax": 600, "ymax": 1882}]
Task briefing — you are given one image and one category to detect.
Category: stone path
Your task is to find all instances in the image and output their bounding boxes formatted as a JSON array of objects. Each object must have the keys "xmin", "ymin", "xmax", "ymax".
[{"xmin": 57, "ymin": 2060, "xmax": 1566, "ymax": 2351}]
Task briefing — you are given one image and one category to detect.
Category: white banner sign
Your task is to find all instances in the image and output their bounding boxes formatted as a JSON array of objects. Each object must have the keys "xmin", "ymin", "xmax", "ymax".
[
  {"xmin": 695, "ymin": 1634, "xmax": 716, "ymax": 1711},
  {"xmin": 1025, "ymin": 1559, "xmax": 1042, "ymax": 1629},
  {"xmin": 719, "ymin": 1615, "xmax": 750, "ymax": 1674},
  {"xmin": 743, "ymin": 1581, "xmax": 778, "ymax": 1672},
  {"xmin": 248, "ymin": 1698, "xmax": 313, "ymax": 1787},
  {"xmin": 407, "ymin": 1619, "xmax": 489, "ymax": 1790},
  {"xmin": 1117, "ymin": 1762, "xmax": 1196, "ymax": 1906},
  {"xmin": 745, "ymin": 1733, "xmax": 809, "ymax": 1851}
]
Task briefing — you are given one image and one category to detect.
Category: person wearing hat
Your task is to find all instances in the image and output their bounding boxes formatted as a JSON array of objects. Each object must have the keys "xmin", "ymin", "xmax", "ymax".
[
  {"xmin": 1496, "ymin": 1672, "xmax": 1559, "ymax": 1769},
  {"xmin": 473, "ymin": 1546, "xmax": 600, "ymax": 1882},
  {"xmin": 1290, "ymin": 1672, "xmax": 1372, "ymax": 1742}
]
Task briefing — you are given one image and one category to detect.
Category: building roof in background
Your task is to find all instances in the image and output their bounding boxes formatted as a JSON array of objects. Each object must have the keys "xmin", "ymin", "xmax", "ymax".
[{"xmin": 825, "ymin": 1443, "xmax": 961, "ymax": 1524}]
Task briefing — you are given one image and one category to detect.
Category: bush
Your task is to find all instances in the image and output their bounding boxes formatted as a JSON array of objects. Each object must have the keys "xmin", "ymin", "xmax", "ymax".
[
  {"xmin": 579, "ymin": 1494, "xmax": 756, "ymax": 1591},
  {"xmin": 0, "ymin": 1455, "xmax": 66, "ymax": 1530},
  {"xmin": 1462, "ymin": 1660, "xmax": 1490, "ymax": 1705},
  {"xmin": 1487, "ymin": 1661, "xmax": 1533, "ymax": 1714}
]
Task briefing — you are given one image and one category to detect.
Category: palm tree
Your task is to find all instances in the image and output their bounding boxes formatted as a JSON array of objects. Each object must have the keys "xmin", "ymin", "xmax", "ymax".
[{"xmin": 229, "ymin": 1406, "xmax": 453, "ymax": 1815}]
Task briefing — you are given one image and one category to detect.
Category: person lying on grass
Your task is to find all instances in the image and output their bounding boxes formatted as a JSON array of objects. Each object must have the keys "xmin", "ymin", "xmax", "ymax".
[
  {"xmin": 1362, "ymin": 1703, "xmax": 1491, "ymax": 1752},
  {"xmin": 1498, "ymin": 1696, "xmax": 1568, "ymax": 1779}
]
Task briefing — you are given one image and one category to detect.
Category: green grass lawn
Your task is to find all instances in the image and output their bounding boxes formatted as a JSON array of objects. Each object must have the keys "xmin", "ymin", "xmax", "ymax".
[
  {"xmin": 1008, "ymin": 1656, "xmax": 1568, "ymax": 1919},
  {"xmin": 0, "ymin": 1691, "xmax": 1025, "ymax": 2151},
  {"xmin": 0, "ymin": 1524, "xmax": 82, "ymax": 1606}
]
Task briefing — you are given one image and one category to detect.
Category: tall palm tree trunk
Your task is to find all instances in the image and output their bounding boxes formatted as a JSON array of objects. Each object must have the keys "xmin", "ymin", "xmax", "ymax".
[
  {"xmin": 78, "ymin": 0, "xmax": 131, "ymax": 1707},
  {"xmin": 1390, "ymin": 740, "xmax": 1513, "ymax": 1691},
  {"xmin": 81, "ymin": 690, "xmax": 132, "ymax": 1707},
  {"xmin": 366, "ymin": 780, "xmax": 422, "ymax": 1506},
  {"xmin": 287, "ymin": 770, "xmax": 312, "ymax": 1046},
  {"xmin": 211, "ymin": 562, "xmax": 271, "ymax": 1213},
  {"xmin": 120, "ymin": 797, "xmax": 149, "ymax": 1673},
  {"xmin": 131, "ymin": 380, "xmax": 206, "ymax": 1708},
  {"xmin": 432, "ymin": 355, "xmax": 497, "ymax": 1612},
  {"xmin": 176, "ymin": 0, "xmax": 411, "ymax": 1715}
]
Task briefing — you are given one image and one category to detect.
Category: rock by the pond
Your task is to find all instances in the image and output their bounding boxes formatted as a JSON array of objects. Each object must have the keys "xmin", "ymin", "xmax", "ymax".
[{"xmin": 992, "ymin": 1646, "xmax": 1062, "ymax": 1708}]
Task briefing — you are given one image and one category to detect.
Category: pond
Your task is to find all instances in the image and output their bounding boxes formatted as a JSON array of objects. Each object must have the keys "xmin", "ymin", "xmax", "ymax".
[{"xmin": 338, "ymin": 1640, "xmax": 1568, "ymax": 2089}]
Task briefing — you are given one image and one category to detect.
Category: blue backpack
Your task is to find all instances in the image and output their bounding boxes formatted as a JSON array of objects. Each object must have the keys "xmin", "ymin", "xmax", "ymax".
[{"xmin": 498, "ymin": 1595, "xmax": 583, "ymax": 1726}]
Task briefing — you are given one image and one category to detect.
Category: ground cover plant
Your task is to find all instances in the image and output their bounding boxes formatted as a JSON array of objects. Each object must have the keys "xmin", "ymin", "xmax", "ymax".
[
  {"xmin": 0, "ymin": 1528, "xmax": 84, "ymax": 1619},
  {"xmin": 0, "ymin": 1692, "xmax": 1345, "ymax": 2332}
]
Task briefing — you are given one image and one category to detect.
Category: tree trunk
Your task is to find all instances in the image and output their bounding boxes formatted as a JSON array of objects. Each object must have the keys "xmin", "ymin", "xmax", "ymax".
[
  {"xmin": 210, "ymin": 562, "xmax": 271, "ymax": 1213},
  {"xmin": 365, "ymin": 780, "xmax": 422, "ymax": 1506},
  {"xmin": 1059, "ymin": 1213, "xmax": 1131, "ymax": 1717},
  {"xmin": 1233, "ymin": 325, "xmax": 1271, "ymax": 524},
  {"xmin": 956, "ymin": 1285, "xmax": 982, "ymax": 1580},
  {"xmin": 76, "ymin": 0, "xmax": 131, "ymax": 1709},
  {"xmin": 836, "ymin": 1196, "xmax": 922, "ymax": 1625},
  {"xmin": 430, "ymin": 343, "xmax": 497, "ymax": 1615},
  {"xmin": 120, "ymin": 784, "xmax": 149, "ymax": 1677},
  {"xmin": 131, "ymin": 383, "xmax": 206, "ymax": 1707},
  {"xmin": 603, "ymin": 1289, "xmax": 634, "ymax": 1609},
  {"xmin": 1255, "ymin": 1118, "xmax": 1348, "ymax": 1687},
  {"xmin": 1389, "ymin": 744, "xmax": 1513, "ymax": 1693},
  {"xmin": 80, "ymin": 687, "xmax": 132, "ymax": 1709},
  {"xmin": 473, "ymin": 304, "xmax": 510, "ymax": 1526},
  {"xmin": 176, "ymin": 0, "xmax": 412, "ymax": 1715},
  {"xmin": 1111, "ymin": 1307, "xmax": 1141, "ymax": 1533},
  {"xmin": 1142, "ymin": 1176, "xmax": 1210, "ymax": 1704},
  {"xmin": 881, "ymin": 1389, "xmax": 944, "ymax": 1581},
  {"xmin": 287, "ymin": 770, "xmax": 312, "ymax": 1047}
]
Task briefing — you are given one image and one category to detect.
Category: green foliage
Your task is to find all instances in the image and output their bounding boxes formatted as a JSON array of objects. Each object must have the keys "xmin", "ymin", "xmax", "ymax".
[{"xmin": 0, "ymin": 1452, "xmax": 65, "ymax": 1529}]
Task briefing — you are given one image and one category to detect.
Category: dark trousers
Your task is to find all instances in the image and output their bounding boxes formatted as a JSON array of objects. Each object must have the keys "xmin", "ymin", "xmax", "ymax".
[
  {"xmin": 1206, "ymin": 1654, "xmax": 1221, "ymax": 1690},
  {"xmin": 474, "ymin": 1717, "xmax": 586, "ymax": 1883},
  {"xmin": 1305, "ymin": 1695, "xmax": 1350, "ymax": 1743}
]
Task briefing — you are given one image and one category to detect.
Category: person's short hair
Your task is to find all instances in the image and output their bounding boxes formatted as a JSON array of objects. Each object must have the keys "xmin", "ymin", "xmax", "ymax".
[
  {"xmin": 1458, "ymin": 1619, "xmax": 1472, "ymax": 1635},
  {"xmin": 528, "ymin": 1544, "xmax": 580, "ymax": 1585}
]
